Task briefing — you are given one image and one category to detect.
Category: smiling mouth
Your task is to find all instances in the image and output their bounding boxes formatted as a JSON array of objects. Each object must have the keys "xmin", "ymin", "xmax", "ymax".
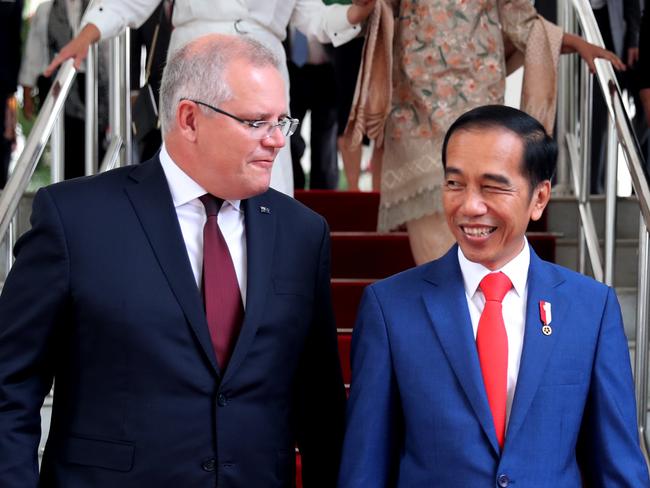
[{"xmin": 461, "ymin": 226, "xmax": 496, "ymax": 238}]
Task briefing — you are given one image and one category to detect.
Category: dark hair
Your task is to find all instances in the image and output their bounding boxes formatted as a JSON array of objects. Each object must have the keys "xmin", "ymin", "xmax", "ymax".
[{"xmin": 441, "ymin": 105, "xmax": 557, "ymax": 189}]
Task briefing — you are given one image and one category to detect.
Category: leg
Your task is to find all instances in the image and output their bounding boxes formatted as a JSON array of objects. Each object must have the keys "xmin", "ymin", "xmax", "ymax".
[
  {"xmin": 370, "ymin": 144, "xmax": 383, "ymax": 192},
  {"xmin": 406, "ymin": 213, "xmax": 456, "ymax": 265},
  {"xmin": 339, "ymin": 137, "xmax": 361, "ymax": 190},
  {"xmin": 641, "ymin": 89, "xmax": 650, "ymax": 128},
  {"xmin": 308, "ymin": 63, "xmax": 339, "ymax": 189},
  {"xmin": 288, "ymin": 61, "xmax": 307, "ymax": 190}
]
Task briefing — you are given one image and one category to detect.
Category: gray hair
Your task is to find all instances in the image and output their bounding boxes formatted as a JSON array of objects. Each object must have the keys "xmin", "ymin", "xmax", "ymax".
[{"xmin": 159, "ymin": 34, "xmax": 281, "ymax": 135}]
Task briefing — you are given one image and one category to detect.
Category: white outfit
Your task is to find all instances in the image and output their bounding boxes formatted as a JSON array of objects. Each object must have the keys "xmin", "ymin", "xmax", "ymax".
[
  {"xmin": 83, "ymin": 0, "xmax": 363, "ymax": 196},
  {"xmin": 18, "ymin": 1, "xmax": 52, "ymax": 88},
  {"xmin": 457, "ymin": 239, "xmax": 530, "ymax": 430}
]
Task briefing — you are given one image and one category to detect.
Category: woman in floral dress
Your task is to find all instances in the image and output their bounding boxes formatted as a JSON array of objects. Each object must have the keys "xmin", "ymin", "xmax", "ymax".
[{"xmin": 377, "ymin": 0, "xmax": 623, "ymax": 263}]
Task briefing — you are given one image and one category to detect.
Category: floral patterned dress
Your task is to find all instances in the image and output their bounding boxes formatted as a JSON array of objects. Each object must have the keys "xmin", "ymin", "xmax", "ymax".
[{"xmin": 379, "ymin": 0, "xmax": 546, "ymax": 231}]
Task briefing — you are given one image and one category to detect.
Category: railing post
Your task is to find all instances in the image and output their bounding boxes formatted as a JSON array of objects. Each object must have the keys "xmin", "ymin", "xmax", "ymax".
[
  {"xmin": 635, "ymin": 219, "xmax": 650, "ymax": 460},
  {"xmin": 123, "ymin": 29, "xmax": 132, "ymax": 165},
  {"xmin": 109, "ymin": 30, "xmax": 132, "ymax": 167},
  {"xmin": 51, "ymin": 114, "xmax": 65, "ymax": 184},
  {"xmin": 604, "ymin": 119, "xmax": 618, "ymax": 286},
  {"xmin": 85, "ymin": 44, "xmax": 98, "ymax": 176},
  {"xmin": 578, "ymin": 61, "xmax": 593, "ymax": 276},
  {"xmin": 555, "ymin": 0, "xmax": 572, "ymax": 195}
]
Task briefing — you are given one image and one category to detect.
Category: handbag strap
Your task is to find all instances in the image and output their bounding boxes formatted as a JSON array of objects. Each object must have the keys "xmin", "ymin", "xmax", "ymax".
[{"xmin": 145, "ymin": 0, "xmax": 175, "ymax": 81}]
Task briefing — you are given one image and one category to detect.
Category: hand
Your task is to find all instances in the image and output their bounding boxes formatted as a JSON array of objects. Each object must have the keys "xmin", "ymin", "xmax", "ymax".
[
  {"xmin": 561, "ymin": 33, "xmax": 626, "ymax": 73},
  {"xmin": 347, "ymin": 0, "xmax": 376, "ymax": 24},
  {"xmin": 627, "ymin": 47, "xmax": 639, "ymax": 68},
  {"xmin": 44, "ymin": 23, "xmax": 101, "ymax": 77}
]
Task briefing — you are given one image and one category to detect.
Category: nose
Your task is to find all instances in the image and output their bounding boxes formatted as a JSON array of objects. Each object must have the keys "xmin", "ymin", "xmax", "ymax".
[
  {"xmin": 459, "ymin": 188, "xmax": 488, "ymax": 217},
  {"xmin": 262, "ymin": 125, "xmax": 286, "ymax": 148}
]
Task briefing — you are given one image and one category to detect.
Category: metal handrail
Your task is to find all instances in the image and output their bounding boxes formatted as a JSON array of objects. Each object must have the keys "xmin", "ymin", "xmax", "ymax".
[
  {"xmin": 0, "ymin": 60, "xmax": 77, "ymax": 241},
  {"xmin": 566, "ymin": 0, "xmax": 650, "ymax": 457}
]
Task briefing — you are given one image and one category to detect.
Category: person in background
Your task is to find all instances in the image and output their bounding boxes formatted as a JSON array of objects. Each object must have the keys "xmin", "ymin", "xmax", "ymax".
[
  {"xmin": 287, "ymin": 27, "xmax": 339, "ymax": 190},
  {"xmin": 339, "ymin": 105, "xmax": 650, "ymax": 487},
  {"xmin": 346, "ymin": 0, "xmax": 625, "ymax": 265},
  {"xmin": 0, "ymin": 0, "xmax": 23, "ymax": 188},
  {"xmin": 44, "ymin": 0, "xmax": 377, "ymax": 197},
  {"xmin": 20, "ymin": 0, "xmax": 108, "ymax": 180},
  {"xmin": 589, "ymin": 0, "xmax": 642, "ymax": 193},
  {"xmin": 0, "ymin": 34, "xmax": 345, "ymax": 487}
]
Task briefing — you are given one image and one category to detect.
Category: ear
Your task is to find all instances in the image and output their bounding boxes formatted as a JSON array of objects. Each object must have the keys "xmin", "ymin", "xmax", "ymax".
[
  {"xmin": 530, "ymin": 180, "xmax": 551, "ymax": 221},
  {"xmin": 175, "ymin": 100, "xmax": 200, "ymax": 143}
]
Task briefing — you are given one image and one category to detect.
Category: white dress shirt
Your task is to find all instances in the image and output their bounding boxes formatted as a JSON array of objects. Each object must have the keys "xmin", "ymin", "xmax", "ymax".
[
  {"xmin": 83, "ymin": 0, "xmax": 360, "ymax": 56},
  {"xmin": 159, "ymin": 144, "xmax": 248, "ymax": 307},
  {"xmin": 458, "ymin": 240, "xmax": 530, "ymax": 429}
]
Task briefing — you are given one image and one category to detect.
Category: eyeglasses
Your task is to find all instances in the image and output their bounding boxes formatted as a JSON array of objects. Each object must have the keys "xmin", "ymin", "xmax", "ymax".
[{"xmin": 181, "ymin": 98, "xmax": 300, "ymax": 139}]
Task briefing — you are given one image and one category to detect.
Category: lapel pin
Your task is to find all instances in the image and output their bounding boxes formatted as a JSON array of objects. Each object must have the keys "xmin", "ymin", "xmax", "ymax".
[
  {"xmin": 259, "ymin": 206, "xmax": 271, "ymax": 214},
  {"xmin": 539, "ymin": 300, "xmax": 552, "ymax": 336}
]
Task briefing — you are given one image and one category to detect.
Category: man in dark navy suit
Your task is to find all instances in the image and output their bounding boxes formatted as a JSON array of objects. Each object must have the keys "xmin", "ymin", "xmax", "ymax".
[
  {"xmin": 0, "ymin": 34, "xmax": 345, "ymax": 487},
  {"xmin": 0, "ymin": 0, "xmax": 23, "ymax": 187}
]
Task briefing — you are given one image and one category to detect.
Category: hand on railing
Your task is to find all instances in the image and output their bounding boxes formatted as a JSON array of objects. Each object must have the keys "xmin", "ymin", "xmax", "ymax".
[
  {"xmin": 44, "ymin": 23, "xmax": 101, "ymax": 77},
  {"xmin": 561, "ymin": 32, "xmax": 626, "ymax": 74}
]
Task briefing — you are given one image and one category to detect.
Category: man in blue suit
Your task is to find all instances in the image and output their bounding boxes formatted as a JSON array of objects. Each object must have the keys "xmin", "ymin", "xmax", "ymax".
[
  {"xmin": 338, "ymin": 105, "xmax": 650, "ymax": 487},
  {"xmin": 0, "ymin": 34, "xmax": 345, "ymax": 487}
]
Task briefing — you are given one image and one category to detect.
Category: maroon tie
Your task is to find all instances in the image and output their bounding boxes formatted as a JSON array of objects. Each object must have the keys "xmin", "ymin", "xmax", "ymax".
[
  {"xmin": 199, "ymin": 194, "xmax": 244, "ymax": 371},
  {"xmin": 477, "ymin": 272, "xmax": 512, "ymax": 449}
]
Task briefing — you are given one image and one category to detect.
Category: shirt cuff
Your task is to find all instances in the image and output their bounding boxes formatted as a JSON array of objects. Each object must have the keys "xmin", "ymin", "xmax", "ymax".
[
  {"xmin": 81, "ymin": 3, "xmax": 124, "ymax": 40},
  {"xmin": 325, "ymin": 4, "xmax": 363, "ymax": 47}
]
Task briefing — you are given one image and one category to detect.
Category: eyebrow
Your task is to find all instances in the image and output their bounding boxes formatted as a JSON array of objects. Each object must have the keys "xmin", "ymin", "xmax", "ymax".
[
  {"xmin": 445, "ymin": 167, "xmax": 513, "ymax": 186},
  {"xmin": 249, "ymin": 112, "xmax": 290, "ymax": 120}
]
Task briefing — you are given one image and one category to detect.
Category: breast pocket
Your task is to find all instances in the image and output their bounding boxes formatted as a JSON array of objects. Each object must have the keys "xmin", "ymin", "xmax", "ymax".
[{"xmin": 273, "ymin": 278, "xmax": 313, "ymax": 300}]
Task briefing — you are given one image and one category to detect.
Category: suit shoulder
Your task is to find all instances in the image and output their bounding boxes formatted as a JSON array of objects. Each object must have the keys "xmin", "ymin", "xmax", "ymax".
[
  {"xmin": 255, "ymin": 188, "xmax": 328, "ymax": 227},
  {"xmin": 43, "ymin": 164, "xmax": 135, "ymax": 199},
  {"xmin": 545, "ymin": 259, "xmax": 609, "ymax": 293},
  {"xmin": 369, "ymin": 261, "xmax": 434, "ymax": 295}
]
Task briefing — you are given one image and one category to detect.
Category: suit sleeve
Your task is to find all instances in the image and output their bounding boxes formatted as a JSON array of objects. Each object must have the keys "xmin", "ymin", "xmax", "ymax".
[
  {"xmin": 577, "ymin": 287, "xmax": 650, "ymax": 486},
  {"xmin": 295, "ymin": 217, "xmax": 347, "ymax": 488},
  {"xmin": 338, "ymin": 285, "xmax": 401, "ymax": 488},
  {"xmin": 0, "ymin": 188, "xmax": 70, "ymax": 487}
]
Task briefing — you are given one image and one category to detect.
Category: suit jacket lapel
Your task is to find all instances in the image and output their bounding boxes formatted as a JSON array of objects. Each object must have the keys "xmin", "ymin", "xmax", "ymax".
[
  {"xmin": 221, "ymin": 193, "xmax": 276, "ymax": 385},
  {"xmin": 505, "ymin": 249, "xmax": 566, "ymax": 445},
  {"xmin": 124, "ymin": 158, "xmax": 220, "ymax": 376},
  {"xmin": 422, "ymin": 246, "xmax": 501, "ymax": 455}
]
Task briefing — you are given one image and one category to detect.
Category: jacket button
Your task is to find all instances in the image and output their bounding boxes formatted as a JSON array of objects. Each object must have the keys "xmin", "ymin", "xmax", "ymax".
[
  {"xmin": 202, "ymin": 458, "xmax": 216, "ymax": 472},
  {"xmin": 497, "ymin": 474, "xmax": 510, "ymax": 487},
  {"xmin": 217, "ymin": 393, "xmax": 228, "ymax": 406}
]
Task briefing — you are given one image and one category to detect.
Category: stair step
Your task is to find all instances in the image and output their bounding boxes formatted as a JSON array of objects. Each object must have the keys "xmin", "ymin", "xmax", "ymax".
[
  {"xmin": 331, "ymin": 232, "xmax": 415, "ymax": 279},
  {"xmin": 332, "ymin": 279, "xmax": 373, "ymax": 329},
  {"xmin": 296, "ymin": 189, "xmax": 547, "ymax": 233},
  {"xmin": 295, "ymin": 190, "xmax": 380, "ymax": 232}
]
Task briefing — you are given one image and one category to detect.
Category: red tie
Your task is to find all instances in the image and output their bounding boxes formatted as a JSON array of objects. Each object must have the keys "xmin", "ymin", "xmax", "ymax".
[
  {"xmin": 477, "ymin": 272, "xmax": 512, "ymax": 449},
  {"xmin": 199, "ymin": 194, "xmax": 244, "ymax": 371}
]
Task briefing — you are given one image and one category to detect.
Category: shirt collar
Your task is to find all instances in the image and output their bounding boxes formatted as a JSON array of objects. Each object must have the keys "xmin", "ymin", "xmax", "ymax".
[
  {"xmin": 159, "ymin": 142, "xmax": 241, "ymax": 212},
  {"xmin": 457, "ymin": 238, "xmax": 530, "ymax": 299}
]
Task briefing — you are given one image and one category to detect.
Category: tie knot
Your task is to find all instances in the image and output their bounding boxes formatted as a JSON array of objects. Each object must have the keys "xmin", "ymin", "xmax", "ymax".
[
  {"xmin": 199, "ymin": 194, "xmax": 224, "ymax": 217},
  {"xmin": 479, "ymin": 272, "xmax": 512, "ymax": 303}
]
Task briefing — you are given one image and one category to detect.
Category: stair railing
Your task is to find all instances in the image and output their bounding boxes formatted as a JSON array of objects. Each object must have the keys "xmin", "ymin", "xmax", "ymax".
[
  {"xmin": 0, "ymin": 28, "xmax": 132, "ymax": 281},
  {"xmin": 559, "ymin": 0, "xmax": 650, "ymax": 459}
]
